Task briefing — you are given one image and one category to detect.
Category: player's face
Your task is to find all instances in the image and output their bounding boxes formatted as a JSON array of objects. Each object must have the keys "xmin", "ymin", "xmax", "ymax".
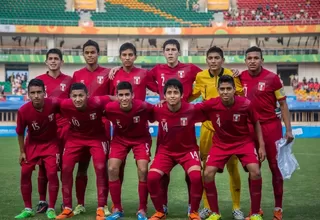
[
  {"xmin": 164, "ymin": 86, "xmax": 183, "ymax": 106},
  {"xmin": 70, "ymin": 89, "xmax": 88, "ymax": 109},
  {"xmin": 45, "ymin": 53, "xmax": 63, "ymax": 71},
  {"xmin": 28, "ymin": 86, "xmax": 45, "ymax": 106},
  {"xmin": 117, "ymin": 89, "xmax": 133, "ymax": 110},
  {"xmin": 163, "ymin": 44, "xmax": 179, "ymax": 65},
  {"xmin": 245, "ymin": 52, "xmax": 263, "ymax": 72},
  {"xmin": 206, "ymin": 52, "xmax": 224, "ymax": 71},
  {"xmin": 120, "ymin": 49, "xmax": 136, "ymax": 67},
  {"xmin": 218, "ymin": 82, "xmax": 235, "ymax": 102},
  {"xmin": 83, "ymin": 46, "xmax": 99, "ymax": 65}
]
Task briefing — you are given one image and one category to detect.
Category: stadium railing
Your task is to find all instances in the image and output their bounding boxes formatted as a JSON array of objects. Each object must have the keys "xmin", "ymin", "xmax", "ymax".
[
  {"xmin": 0, "ymin": 18, "xmax": 319, "ymax": 27},
  {"xmin": 0, "ymin": 48, "xmax": 318, "ymax": 57}
]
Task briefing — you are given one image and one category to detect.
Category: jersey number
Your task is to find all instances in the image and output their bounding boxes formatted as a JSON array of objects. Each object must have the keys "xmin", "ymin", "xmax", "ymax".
[
  {"xmin": 71, "ymin": 118, "xmax": 80, "ymax": 127},
  {"xmin": 216, "ymin": 116, "xmax": 221, "ymax": 127},
  {"xmin": 189, "ymin": 151, "xmax": 199, "ymax": 161},
  {"xmin": 116, "ymin": 121, "xmax": 122, "ymax": 128},
  {"xmin": 31, "ymin": 122, "xmax": 40, "ymax": 131},
  {"xmin": 161, "ymin": 75, "xmax": 165, "ymax": 86},
  {"xmin": 161, "ymin": 121, "xmax": 168, "ymax": 132}
]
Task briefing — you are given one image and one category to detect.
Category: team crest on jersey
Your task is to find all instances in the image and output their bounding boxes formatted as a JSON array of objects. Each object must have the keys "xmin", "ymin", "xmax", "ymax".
[
  {"xmin": 60, "ymin": 83, "xmax": 66, "ymax": 91},
  {"xmin": 258, "ymin": 82, "xmax": 266, "ymax": 91},
  {"xmin": 133, "ymin": 76, "xmax": 141, "ymax": 85},
  {"xmin": 48, "ymin": 113, "xmax": 54, "ymax": 122},
  {"xmin": 180, "ymin": 117, "xmax": 188, "ymax": 126},
  {"xmin": 133, "ymin": 116, "xmax": 140, "ymax": 123},
  {"xmin": 97, "ymin": 76, "xmax": 104, "ymax": 84},
  {"xmin": 178, "ymin": 70, "xmax": 185, "ymax": 78},
  {"xmin": 233, "ymin": 114, "xmax": 240, "ymax": 122},
  {"xmin": 90, "ymin": 112, "xmax": 97, "ymax": 120}
]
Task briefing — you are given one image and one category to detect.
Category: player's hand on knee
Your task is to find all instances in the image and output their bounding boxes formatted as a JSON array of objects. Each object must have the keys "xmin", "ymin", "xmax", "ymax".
[
  {"xmin": 231, "ymin": 69, "xmax": 241, "ymax": 77},
  {"xmin": 108, "ymin": 66, "xmax": 121, "ymax": 79},
  {"xmin": 19, "ymin": 152, "xmax": 27, "ymax": 165},
  {"xmin": 285, "ymin": 131, "xmax": 294, "ymax": 144}
]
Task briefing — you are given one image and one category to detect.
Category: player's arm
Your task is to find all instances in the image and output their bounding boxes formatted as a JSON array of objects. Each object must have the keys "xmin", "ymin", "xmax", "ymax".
[
  {"xmin": 146, "ymin": 70, "xmax": 159, "ymax": 93},
  {"xmin": 274, "ymin": 79, "xmax": 294, "ymax": 144},
  {"xmin": 16, "ymin": 110, "xmax": 27, "ymax": 164},
  {"xmin": 193, "ymin": 98, "xmax": 216, "ymax": 122},
  {"xmin": 188, "ymin": 74, "xmax": 202, "ymax": 102},
  {"xmin": 247, "ymin": 102, "xmax": 266, "ymax": 162}
]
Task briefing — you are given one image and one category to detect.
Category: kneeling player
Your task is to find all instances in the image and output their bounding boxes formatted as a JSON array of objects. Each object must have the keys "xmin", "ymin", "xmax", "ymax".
[
  {"xmin": 201, "ymin": 75, "xmax": 266, "ymax": 220},
  {"xmin": 56, "ymin": 83, "xmax": 113, "ymax": 220},
  {"xmin": 105, "ymin": 81, "xmax": 153, "ymax": 220},
  {"xmin": 15, "ymin": 79, "xmax": 60, "ymax": 219},
  {"xmin": 148, "ymin": 79, "xmax": 205, "ymax": 220}
]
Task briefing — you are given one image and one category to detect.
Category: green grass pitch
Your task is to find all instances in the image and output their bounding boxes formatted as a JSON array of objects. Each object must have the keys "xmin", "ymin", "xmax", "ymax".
[{"xmin": 0, "ymin": 137, "xmax": 319, "ymax": 220}]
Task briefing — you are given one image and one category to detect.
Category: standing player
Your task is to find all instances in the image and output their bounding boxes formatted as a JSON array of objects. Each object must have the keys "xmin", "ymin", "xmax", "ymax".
[
  {"xmin": 15, "ymin": 79, "xmax": 60, "ymax": 219},
  {"xmin": 56, "ymin": 83, "xmax": 113, "ymax": 220},
  {"xmin": 240, "ymin": 46, "xmax": 294, "ymax": 220},
  {"xmin": 71, "ymin": 40, "xmax": 112, "ymax": 216},
  {"xmin": 105, "ymin": 81, "xmax": 153, "ymax": 220},
  {"xmin": 148, "ymin": 79, "xmax": 205, "ymax": 220},
  {"xmin": 189, "ymin": 46, "xmax": 244, "ymax": 219},
  {"xmin": 202, "ymin": 75, "xmax": 265, "ymax": 220},
  {"xmin": 35, "ymin": 48, "xmax": 72, "ymax": 214}
]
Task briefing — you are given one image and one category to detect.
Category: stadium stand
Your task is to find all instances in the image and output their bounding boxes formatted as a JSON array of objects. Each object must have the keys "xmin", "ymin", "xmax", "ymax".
[{"xmin": 0, "ymin": 0, "xmax": 79, "ymax": 26}]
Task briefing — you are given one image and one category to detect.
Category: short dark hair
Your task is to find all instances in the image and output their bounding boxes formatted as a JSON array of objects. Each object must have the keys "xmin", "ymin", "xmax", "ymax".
[
  {"xmin": 164, "ymin": 78, "xmax": 183, "ymax": 95},
  {"xmin": 28, "ymin": 79, "xmax": 45, "ymax": 92},
  {"xmin": 218, "ymin": 75, "xmax": 235, "ymax": 88},
  {"xmin": 162, "ymin": 39, "xmax": 180, "ymax": 52},
  {"xmin": 245, "ymin": 46, "xmax": 263, "ymax": 59},
  {"xmin": 119, "ymin": 42, "xmax": 137, "ymax": 56},
  {"xmin": 116, "ymin": 81, "xmax": 133, "ymax": 93},
  {"xmin": 206, "ymin": 46, "xmax": 224, "ymax": 58},
  {"xmin": 46, "ymin": 48, "xmax": 63, "ymax": 60},
  {"xmin": 70, "ymin": 83, "xmax": 88, "ymax": 94},
  {"xmin": 83, "ymin": 40, "xmax": 100, "ymax": 53}
]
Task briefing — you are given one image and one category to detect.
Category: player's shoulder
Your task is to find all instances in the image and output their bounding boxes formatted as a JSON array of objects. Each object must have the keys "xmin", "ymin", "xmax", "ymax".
[
  {"xmin": 73, "ymin": 67, "xmax": 86, "ymax": 76},
  {"xmin": 60, "ymin": 98, "xmax": 72, "ymax": 106},
  {"xmin": 134, "ymin": 66, "xmax": 148, "ymax": 73},
  {"xmin": 196, "ymin": 69, "xmax": 209, "ymax": 77},
  {"xmin": 105, "ymin": 100, "xmax": 119, "ymax": 110},
  {"xmin": 60, "ymin": 73, "xmax": 72, "ymax": 80},
  {"xmin": 235, "ymin": 96, "xmax": 252, "ymax": 108},
  {"xmin": 35, "ymin": 73, "xmax": 47, "ymax": 80},
  {"xmin": 222, "ymin": 68, "xmax": 233, "ymax": 76},
  {"xmin": 18, "ymin": 101, "xmax": 32, "ymax": 112}
]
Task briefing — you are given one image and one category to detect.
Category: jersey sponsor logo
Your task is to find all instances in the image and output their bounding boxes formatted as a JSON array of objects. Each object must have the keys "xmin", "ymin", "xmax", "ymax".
[
  {"xmin": 178, "ymin": 70, "xmax": 185, "ymax": 78},
  {"xmin": 97, "ymin": 76, "xmax": 104, "ymax": 84},
  {"xmin": 233, "ymin": 114, "xmax": 240, "ymax": 122},
  {"xmin": 133, "ymin": 116, "xmax": 140, "ymax": 123},
  {"xmin": 90, "ymin": 112, "xmax": 97, "ymax": 120},
  {"xmin": 133, "ymin": 76, "xmax": 141, "ymax": 85},
  {"xmin": 258, "ymin": 82, "xmax": 266, "ymax": 91},
  {"xmin": 60, "ymin": 83, "xmax": 66, "ymax": 91},
  {"xmin": 180, "ymin": 117, "xmax": 188, "ymax": 126},
  {"xmin": 48, "ymin": 113, "xmax": 54, "ymax": 122}
]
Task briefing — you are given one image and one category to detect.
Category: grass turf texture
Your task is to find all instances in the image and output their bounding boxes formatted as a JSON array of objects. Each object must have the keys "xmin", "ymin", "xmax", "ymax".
[{"xmin": 0, "ymin": 137, "xmax": 319, "ymax": 220}]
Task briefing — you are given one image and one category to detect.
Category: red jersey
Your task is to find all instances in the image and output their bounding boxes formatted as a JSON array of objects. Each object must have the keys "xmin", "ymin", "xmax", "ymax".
[
  {"xmin": 36, "ymin": 72, "xmax": 72, "ymax": 126},
  {"xmin": 150, "ymin": 62, "xmax": 202, "ymax": 101},
  {"xmin": 16, "ymin": 98, "xmax": 59, "ymax": 143},
  {"xmin": 73, "ymin": 66, "xmax": 112, "ymax": 96},
  {"xmin": 240, "ymin": 67, "xmax": 286, "ymax": 123},
  {"xmin": 105, "ymin": 99, "xmax": 153, "ymax": 144},
  {"xmin": 153, "ymin": 102, "xmax": 206, "ymax": 153},
  {"xmin": 200, "ymin": 96, "xmax": 258, "ymax": 149},
  {"xmin": 59, "ymin": 96, "xmax": 111, "ymax": 140},
  {"xmin": 110, "ymin": 67, "xmax": 158, "ymax": 101}
]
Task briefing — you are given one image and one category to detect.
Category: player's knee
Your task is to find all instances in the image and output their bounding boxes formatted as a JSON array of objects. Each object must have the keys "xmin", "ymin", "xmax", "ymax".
[
  {"xmin": 203, "ymin": 166, "xmax": 216, "ymax": 182},
  {"xmin": 108, "ymin": 164, "xmax": 120, "ymax": 177},
  {"xmin": 249, "ymin": 168, "xmax": 261, "ymax": 180},
  {"xmin": 46, "ymin": 172, "xmax": 59, "ymax": 184},
  {"xmin": 137, "ymin": 166, "xmax": 148, "ymax": 179},
  {"xmin": 147, "ymin": 170, "xmax": 162, "ymax": 184}
]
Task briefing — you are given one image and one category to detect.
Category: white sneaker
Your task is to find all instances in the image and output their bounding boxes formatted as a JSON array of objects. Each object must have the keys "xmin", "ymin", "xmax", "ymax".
[
  {"xmin": 199, "ymin": 208, "xmax": 212, "ymax": 219},
  {"xmin": 232, "ymin": 209, "xmax": 244, "ymax": 220},
  {"xmin": 73, "ymin": 204, "xmax": 86, "ymax": 215}
]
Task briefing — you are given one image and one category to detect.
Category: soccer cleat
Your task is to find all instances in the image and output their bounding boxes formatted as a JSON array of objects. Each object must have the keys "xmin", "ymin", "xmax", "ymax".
[
  {"xmin": 162, "ymin": 205, "xmax": 168, "ymax": 215},
  {"xmin": 55, "ymin": 208, "xmax": 74, "ymax": 219},
  {"xmin": 73, "ymin": 204, "xmax": 86, "ymax": 215},
  {"xmin": 232, "ymin": 209, "xmax": 244, "ymax": 220},
  {"xmin": 189, "ymin": 211, "xmax": 201, "ymax": 220},
  {"xmin": 199, "ymin": 208, "xmax": 212, "ymax": 220},
  {"xmin": 96, "ymin": 208, "xmax": 105, "ymax": 220},
  {"xmin": 273, "ymin": 209, "xmax": 283, "ymax": 220},
  {"xmin": 137, "ymin": 210, "xmax": 148, "ymax": 220},
  {"xmin": 148, "ymin": 211, "xmax": 166, "ymax": 220},
  {"xmin": 104, "ymin": 205, "xmax": 112, "ymax": 217},
  {"xmin": 250, "ymin": 214, "xmax": 263, "ymax": 220},
  {"xmin": 206, "ymin": 212, "xmax": 222, "ymax": 220},
  {"xmin": 46, "ymin": 209, "xmax": 56, "ymax": 219},
  {"xmin": 245, "ymin": 209, "xmax": 264, "ymax": 220},
  {"xmin": 36, "ymin": 201, "xmax": 49, "ymax": 213},
  {"xmin": 15, "ymin": 209, "xmax": 35, "ymax": 219},
  {"xmin": 106, "ymin": 209, "xmax": 124, "ymax": 220},
  {"xmin": 187, "ymin": 204, "xmax": 191, "ymax": 215}
]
